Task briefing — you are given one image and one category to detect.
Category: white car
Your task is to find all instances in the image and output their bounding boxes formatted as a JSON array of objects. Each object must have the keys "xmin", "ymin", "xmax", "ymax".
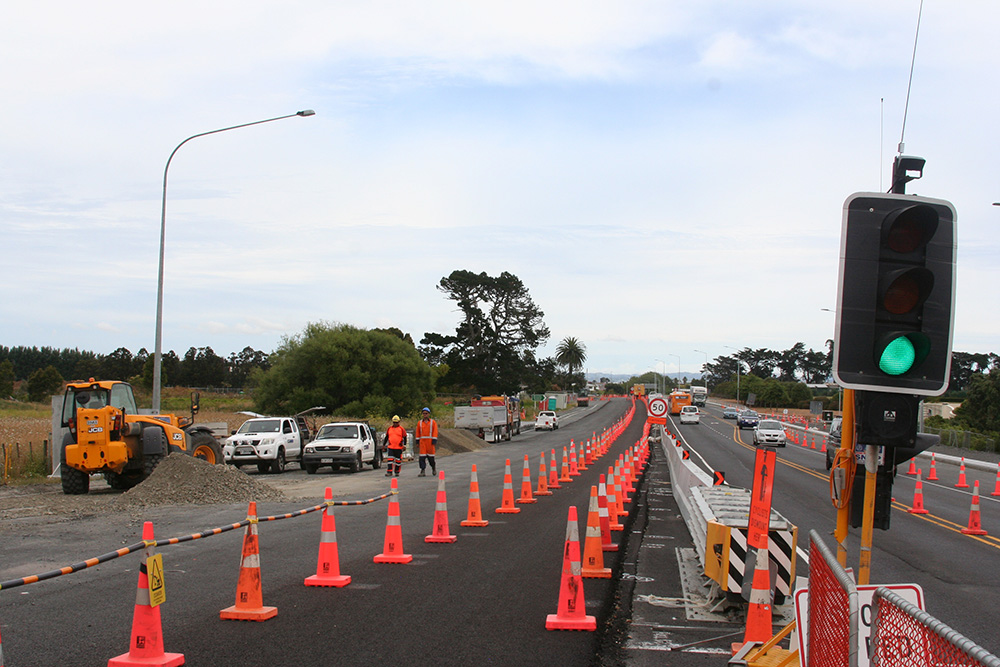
[
  {"xmin": 301, "ymin": 422, "xmax": 382, "ymax": 474},
  {"xmin": 536, "ymin": 411, "xmax": 559, "ymax": 430},
  {"xmin": 753, "ymin": 420, "xmax": 787, "ymax": 447},
  {"xmin": 679, "ymin": 405, "xmax": 700, "ymax": 424}
]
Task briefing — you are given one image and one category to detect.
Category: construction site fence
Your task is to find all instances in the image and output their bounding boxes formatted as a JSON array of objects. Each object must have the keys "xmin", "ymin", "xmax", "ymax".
[
  {"xmin": 0, "ymin": 490, "xmax": 394, "ymax": 593},
  {"xmin": 808, "ymin": 529, "xmax": 859, "ymax": 667},
  {"xmin": 921, "ymin": 426, "xmax": 997, "ymax": 455},
  {"xmin": 871, "ymin": 587, "xmax": 1000, "ymax": 667}
]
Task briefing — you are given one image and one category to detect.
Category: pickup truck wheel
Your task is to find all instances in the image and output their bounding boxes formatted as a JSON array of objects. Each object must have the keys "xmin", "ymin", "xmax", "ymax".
[
  {"xmin": 189, "ymin": 432, "xmax": 224, "ymax": 465},
  {"xmin": 304, "ymin": 463, "xmax": 319, "ymax": 474},
  {"xmin": 61, "ymin": 466, "xmax": 90, "ymax": 495},
  {"xmin": 350, "ymin": 452, "xmax": 362, "ymax": 473},
  {"xmin": 257, "ymin": 462, "xmax": 270, "ymax": 474},
  {"xmin": 371, "ymin": 448, "xmax": 382, "ymax": 469},
  {"xmin": 270, "ymin": 449, "xmax": 286, "ymax": 474}
]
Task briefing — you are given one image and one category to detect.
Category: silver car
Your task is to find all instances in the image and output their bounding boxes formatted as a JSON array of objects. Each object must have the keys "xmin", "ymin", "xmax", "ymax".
[{"xmin": 753, "ymin": 419, "xmax": 787, "ymax": 447}]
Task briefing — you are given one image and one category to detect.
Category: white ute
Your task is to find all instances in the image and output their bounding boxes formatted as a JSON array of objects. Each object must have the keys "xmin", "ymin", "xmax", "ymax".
[
  {"xmin": 536, "ymin": 411, "xmax": 559, "ymax": 430},
  {"xmin": 224, "ymin": 416, "xmax": 311, "ymax": 474},
  {"xmin": 301, "ymin": 422, "xmax": 382, "ymax": 474}
]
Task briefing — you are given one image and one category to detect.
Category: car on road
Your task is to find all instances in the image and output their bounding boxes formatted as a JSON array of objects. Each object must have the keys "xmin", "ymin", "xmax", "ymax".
[
  {"xmin": 722, "ymin": 407, "xmax": 740, "ymax": 420},
  {"xmin": 737, "ymin": 410, "xmax": 760, "ymax": 429},
  {"xmin": 301, "ymin": 422, "xmax": 382, "ymax": 474},
  {"xmin": 753, "ymin": 420, "xmax": 787, "ymax": 447},
  {"xmin": 536, "ymin": 411, "xmax": 559, "ymax": 430},
  {"xmin": 825, "ymin": 417, "xmax": 843, "ymax": 470},
  {"xmin": 679, "ymin": 405, "xmax": 701, "ymax": 424}
]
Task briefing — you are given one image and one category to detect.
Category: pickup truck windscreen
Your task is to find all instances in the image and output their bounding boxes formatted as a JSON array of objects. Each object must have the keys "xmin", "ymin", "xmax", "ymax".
[
  {"xmin": 238, "ymin": 419, "xmax": 281, "ymax": 434},
  {"xmin": 316, "ymin": 425, "xmax": 359, "ymax": 439}
]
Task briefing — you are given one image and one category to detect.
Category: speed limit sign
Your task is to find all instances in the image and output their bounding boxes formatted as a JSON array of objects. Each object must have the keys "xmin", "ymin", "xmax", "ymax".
[{"xmin": 648, "ymin": 397, "xmax": 668, "ymax": 418}]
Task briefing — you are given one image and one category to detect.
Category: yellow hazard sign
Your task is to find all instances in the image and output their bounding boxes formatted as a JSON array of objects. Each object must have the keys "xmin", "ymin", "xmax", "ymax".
[{"xmin": 147, "ymin": 553, "xmax": 166, "ymax": 607}]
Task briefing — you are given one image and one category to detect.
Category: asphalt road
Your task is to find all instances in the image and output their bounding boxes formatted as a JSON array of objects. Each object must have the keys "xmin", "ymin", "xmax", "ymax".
[
  {"xmin": 0, "ymin": 399, "xmax": 648, "ymax": 667},
  {"xmin": 668, "ymin": 402, "xmax": 1000, "ymax": 657}
]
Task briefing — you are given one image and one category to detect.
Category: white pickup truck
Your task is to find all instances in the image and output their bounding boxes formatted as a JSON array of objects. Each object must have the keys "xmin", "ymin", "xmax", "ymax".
[
  {"xmin": 223, "ymin": 416, "xmax": 312, "ymax": 474},
  {"xmin": 535, "ymin": 410, "xmax": 559, "ymax": 430},
  {"xmin": 300, "ymin": 421, "xmax": 382, "ymax": 474}
]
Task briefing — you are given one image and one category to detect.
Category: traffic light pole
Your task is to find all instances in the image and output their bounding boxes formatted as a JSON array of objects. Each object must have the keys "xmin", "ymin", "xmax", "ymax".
[
  {"xmin": 859, "ymin": 445, "xmax": 879, "ymax": 584},
  {"xmin": 836, "ymin": 388, "xmax": 855, "ymax": 567}
]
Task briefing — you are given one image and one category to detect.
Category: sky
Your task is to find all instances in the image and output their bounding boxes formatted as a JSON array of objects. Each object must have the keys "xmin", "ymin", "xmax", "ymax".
[{"xmin": 2, "ymin": 1, "xmax": 998, "ymax": 380}]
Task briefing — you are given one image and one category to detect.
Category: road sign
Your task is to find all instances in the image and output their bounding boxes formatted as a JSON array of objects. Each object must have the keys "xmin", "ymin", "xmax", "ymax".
[{"xmin": 648, "ymin": 397, "xmax": 667, "ymax": 419}]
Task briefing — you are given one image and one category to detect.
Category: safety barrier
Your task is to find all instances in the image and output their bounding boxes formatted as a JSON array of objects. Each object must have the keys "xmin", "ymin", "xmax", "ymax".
[
  {"xmin": 871, "ymin": 588, "xmax": 1000, "ymax": 667},
  {"xmin": 807, "ymin": 529, "xmax": 859, "ymax": 667}
]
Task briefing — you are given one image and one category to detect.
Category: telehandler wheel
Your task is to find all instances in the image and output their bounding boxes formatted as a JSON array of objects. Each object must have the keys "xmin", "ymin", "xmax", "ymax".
[
  {"xmin": 61, "ymin": 465, "xmax": 90, "ymax": 495},
  {"xmin": 189, "ymin": 431, "xmax": 224, "ymax": 465},
  {"xmin": 143, "ymin": 453, "xmax": 164, "ymax": 477}
]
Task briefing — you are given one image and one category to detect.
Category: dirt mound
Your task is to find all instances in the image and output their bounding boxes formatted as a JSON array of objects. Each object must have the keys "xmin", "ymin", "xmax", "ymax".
[
  {"xmin": 435, "ymin": 428, "xmax": 491, "ymax": 456},
  {"xmin": 113, "ymin": 453, "xmax": 288, "ymax": 509}
]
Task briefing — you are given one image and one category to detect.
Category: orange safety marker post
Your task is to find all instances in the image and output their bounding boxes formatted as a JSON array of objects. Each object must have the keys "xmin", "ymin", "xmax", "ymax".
[
  {"xmin": 108, "ymin": 521, "xmax": 185, "ymax": 667},
  {"xmin": 517, "ymin": 454, "xmax": 537, "ymax": 504},
  {"xmin": 569, "ymin": 441, "xmax": 581, "ymax": 477},
  {"xmin": 559, "ymin": 447, "xmax": 572, "ymax": 483},
  {"xmin": 374, "ymin": 478, "xmax": 413, "ymax": 563},
  {"xmin": 495, "ymin": 459, "xmax": 521, "ymax": 514},
  {"xmin": 220, "ymin": 502, "xmax": 278, "ymax": 622},
  {"xmin": 305, "ymin": 487, "xmax": 351, "ymax": 587},
  {"xmin": 908, "ymin": 470, "xmax": 929, "ymax": 515},
  {"xmin": 927, "ymin": 454, "xmax": 939, "ymax": 481},
  {"xmin": 991, "ymin": 463, "xmax": 1000, "ymax": 497},
  {"xmin": 535, "ymin": 452, "xmax": 552, "ymax": 496},
  {"xmin": 581, "ymin": 486, "xmax": 612, "ymax": 579},
  {"xmin": 460, "ymin": 464, "xmax": 489, "ymax": 527},
  {"xmin": 426, "ymin": 471, "xmax": 458, "ymax": 543},
  {"xmin": 548, "ymin": 449, "xmax": 562, "ymax": 490},
  {"xmin": 961, "ymin": 481, "xmax": 988, "ymax": 536},
  {"xmin": 956, "ymin": 458, "xmax": 970, "ymax": 488},
  {"xmin": 598, "ymin": 476, "xmax": 617, "ymax": 552},
  {"xmin": 545, "ymin": 506, "xmax": 597, "ymax": 631}
]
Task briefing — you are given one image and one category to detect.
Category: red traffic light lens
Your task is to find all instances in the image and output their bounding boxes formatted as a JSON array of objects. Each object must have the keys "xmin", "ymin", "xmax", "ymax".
[{"xmin": 885, "ymin": 205, "xmax": 938, "ymax": 254}]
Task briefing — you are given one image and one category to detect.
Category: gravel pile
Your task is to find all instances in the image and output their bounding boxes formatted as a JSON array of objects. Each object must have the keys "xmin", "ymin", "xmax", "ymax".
[{"xmin": 113, "ymin": 453, "xmax": 288, "ymax": 510}]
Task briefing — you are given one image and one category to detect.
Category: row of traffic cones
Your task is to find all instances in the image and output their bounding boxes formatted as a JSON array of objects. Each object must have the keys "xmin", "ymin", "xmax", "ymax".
[
  {"xmin": 86, "ymin": 404, "xmax": 647, "ymax": 664},
  {"xmin": 907, "ymin": 468, "xmax": 991, "ymax": 535}
]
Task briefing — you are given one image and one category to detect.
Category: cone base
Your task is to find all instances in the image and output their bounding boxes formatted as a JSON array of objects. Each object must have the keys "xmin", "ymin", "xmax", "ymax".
[
  {"xmin": 108, "ymin": 651, "xmax": 186, "ymax": 667},
  {"xmin": 304, "ymin": 574, "xmax": 351, "ymax": 587},
  {"xmin": 425, "ymin": 534, "xmax": 458, "ymax": 543},
  {"xmin": 495, "ymin": 507, "xmax": 521, "ymax": 514},
  {"xmin": 961, "ymin": 527, "xmax": 988, "ymax": 535},
  {"xmin": 549, "ymin": 482, "xmax": 562, "ymax": 489},
  {"xmin": 927, "ymin": 474, "xmax": 938, "ymax": 481},
  {"xmin": 956, "ymin": 482, "xmax": 970, "ymax": 488},
  {"xmin": 907, "ymin": 508, "xmax": 929, "ymax": 515},
  {"xmin": 546, "ymin": 613, "xmax": 597, "ymax": 631},
  {"xmin": 374, "ymin": 553, "xmax": 413, "ymax": 563},
  {"xmin": 516, "ymin": 498, "xmax": 537, "ymax": 504},
  {"xmin": 460, "ymin": 519, "xmax": 489, "ymax": 527},
  {"xmin": 601, "ymin": 544, "xmax": 619, "ymax": 552},
  {"xmin": 582, "ymin": 567, "xmax": 612, "ymax": 579},
  {"xmin": 610, "ymin": 523, "xmax": 624, "ymax": 531},
  {"xmin": 535, "ymin": 490, "xmax": 553, "ymax": 496},
  {"xmin": 220, "ymin": 605, "xmax": 278, "ymax": 622}
]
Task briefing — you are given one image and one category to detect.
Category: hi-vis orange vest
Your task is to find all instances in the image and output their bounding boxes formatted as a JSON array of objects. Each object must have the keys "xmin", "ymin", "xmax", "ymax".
[
  {"xmin": 414, "ymin": 418, "xmax": 438, "ymax": 454},
  {"xmin": 385, "ymin": 424, "xmax": 407, "ymax": 449}
]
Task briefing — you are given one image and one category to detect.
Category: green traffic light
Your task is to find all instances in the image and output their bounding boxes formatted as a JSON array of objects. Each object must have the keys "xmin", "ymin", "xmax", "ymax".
[{"xmin": 879, "ymin": 336, "xmax": 916, "ymax": 375}]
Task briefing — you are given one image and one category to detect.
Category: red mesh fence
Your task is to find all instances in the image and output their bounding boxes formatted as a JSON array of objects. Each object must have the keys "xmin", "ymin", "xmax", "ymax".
[
  {"xmin": 872, "ymin": 588, "xmax": 1000, "ymax": 667},
  {"xmin": 808, "ymin": 532, "xmax": 855, "ymax": 667}
]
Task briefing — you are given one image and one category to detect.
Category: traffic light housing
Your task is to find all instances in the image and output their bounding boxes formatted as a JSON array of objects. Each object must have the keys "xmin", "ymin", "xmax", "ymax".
[{"xmin": 833, "ymin": 193, "xmax": 956, "ymax": 396}]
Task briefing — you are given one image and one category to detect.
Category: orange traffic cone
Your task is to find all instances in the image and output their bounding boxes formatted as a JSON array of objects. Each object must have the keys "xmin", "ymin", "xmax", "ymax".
[
  {"xmin": 220, "ymin": 502, "xmax": 278, "ymax": 621},
  {"xmin": 956, "ymin": 458, "xmax": 970, "ymax": 488},
  {"xmin": 577, "ymin": 441, "xmax": 588, "ymax": 471},
  {"xmin": 426, "ymin": 471, "xmax": 458, "ymax": 543},
  {"xmin": 606, "ymin": 471, "xmax": 623, "ymax": 531},
  {"xmin": 598, "ymin": 476, "xmax": 617, "ymax": 552},
  {"xmin": 304, "ymin": 487, "xmax": 351, "ymax": 587},
  {"xmin": 374, "ymin": 478, "xmax": 413, "ymax": 563},
  {"xmin": 460, "ymin": 464, "xmax": 489, "ymax": 527},
  {"xmin": 548, "ymin": 449, "xmax": 562, "ymax": 489},
  {"xmin": 559, "ymin": 447, "xmax": 572, "ymax": 483},
  {"xmin": 927, "ymin": 454, "xmax": 939, "ymax": 481},
  {"xmin": 742, "ymin": 546, "xmax": 774, "ymax": 644},
  {"xmin": 908, "ymin": 470, "xmax": 929, "ymax": 515},
  {"xmin": 581, "ymin": 486, "xmax": 611, "ymax": 578},
  {"xmin": 535, "ymin": 452, "xmax": 552, "ymax": 496},
  {"xmin": 496, "ymin": 459, "xmax": 521, "ymax": 514},
  {"xmin": 108, "ymin": 521, "xmax": 185, "ymax": 667},
  {"xmin": 517, "ymin": 454, "xmax": 537, "ymax": 504},
  {"xmin": 961, "ymin": 481, "xmax": 988, "ymax": 535},
  {"xmin": 545, "ymin": 506, "xmax": 597, "ymax": 631},
  {"xmin": 569, "ymin": 441, "xmax": 581, "ymax": 477},
  {"xmin": 991, "ymin": 463, "xmax": 1000, "ymax": 497},
  {"xmin": 905, "ymin": 457, "xmax": 917, "ymax": 476},
  {"xmin": 820, "ymin": 436, "xmax": 827, "ymax": 453}
]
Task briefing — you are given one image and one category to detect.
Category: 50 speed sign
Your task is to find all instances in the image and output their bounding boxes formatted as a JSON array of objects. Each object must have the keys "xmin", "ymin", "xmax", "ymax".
[{"xmin": 648, "ymin": 397, "xmax": 668, "ymax": 418}]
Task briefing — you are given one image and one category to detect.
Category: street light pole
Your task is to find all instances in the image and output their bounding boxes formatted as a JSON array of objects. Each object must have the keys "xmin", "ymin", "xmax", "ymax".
[
  {"xmin": 152, "ymin": 110, "xmax": 316, "ymax": 413},
  {"xmin": 693, "ymin": 349, "xmax": 708, "ymax": 386}
]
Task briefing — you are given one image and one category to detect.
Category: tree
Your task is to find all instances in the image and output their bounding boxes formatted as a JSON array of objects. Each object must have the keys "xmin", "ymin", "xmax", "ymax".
[
  {"xmin": 255, "ymin": 322, "xmax": 434, "ymax": 417},
  {"xmin": 179, "ymin": 347, "xmax": 227, "ymax": 387},
  {"xmin": 0, "ymin": 360, "xmax": 14, "ymax": 398},
  {"xmin": 228, "ymin": 347, "xmax": 270, "ymax": 387},
  {"xmin": 420, "ymin": 270, "xmax": 550, "ymax": 394},
  {"xmin": 954, "ymin": 368, "xmax": 1000, "ymax": 434},
  {"xmin": 555, "ymin": 337, "xmax": 587, "ymax": 390},
  {"xmin": 26, "ymin": 365, "xmax": 64, "ymax": 402}
]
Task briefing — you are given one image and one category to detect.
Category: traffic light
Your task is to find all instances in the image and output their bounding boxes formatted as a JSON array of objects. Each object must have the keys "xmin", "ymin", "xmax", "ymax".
[{"xmin": 833, "ymin": 193, "xmax": 957, "ymax": 396}]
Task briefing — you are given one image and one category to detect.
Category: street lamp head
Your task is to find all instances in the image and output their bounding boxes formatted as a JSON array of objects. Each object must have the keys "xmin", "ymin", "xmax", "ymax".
[{"xmin": 297, "ymin": 109, "xmax": 316, "ymax": 117}]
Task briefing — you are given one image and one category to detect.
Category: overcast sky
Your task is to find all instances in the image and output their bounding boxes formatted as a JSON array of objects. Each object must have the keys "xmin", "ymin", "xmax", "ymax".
[{"xmin": 2, "ymin": 1, "xmax": 997, "ymax": 379}]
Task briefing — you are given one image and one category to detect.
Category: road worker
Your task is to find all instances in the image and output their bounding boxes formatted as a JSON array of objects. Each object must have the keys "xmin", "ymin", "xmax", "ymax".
[
  {"xmin": 383, "ymin": 415, "xmax": 408, "ymax": 477},
  {"xmin": 414, "ymin": 407, "xmax": 438, "ymax": 477}
]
